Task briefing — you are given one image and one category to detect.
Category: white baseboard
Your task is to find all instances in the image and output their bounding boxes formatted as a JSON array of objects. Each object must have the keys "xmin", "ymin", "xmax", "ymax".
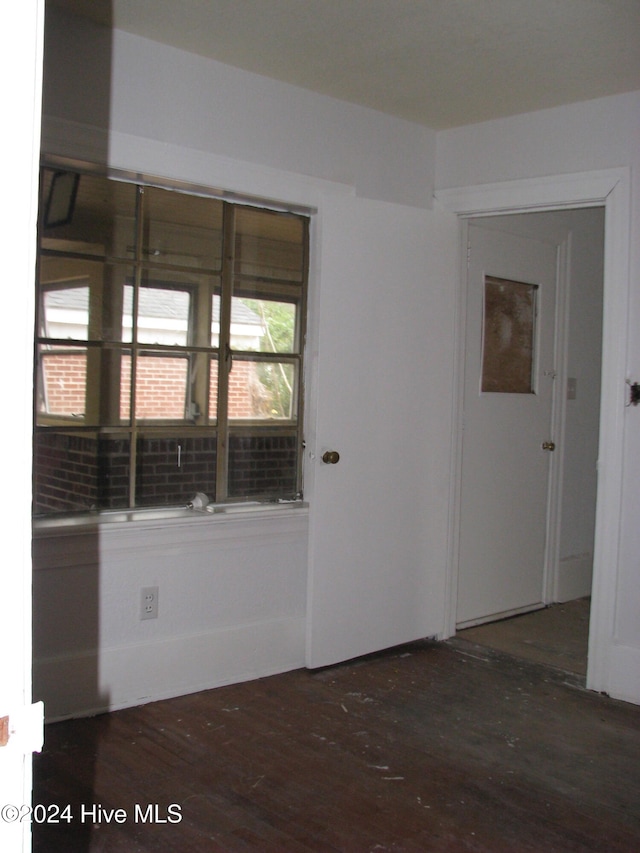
[{"xmin": 34, "ymin": 615, "xmax": 306, "ymax": 722}]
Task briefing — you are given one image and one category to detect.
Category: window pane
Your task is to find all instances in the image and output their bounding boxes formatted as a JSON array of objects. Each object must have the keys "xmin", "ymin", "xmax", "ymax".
[
  {"xmin": 127, "ymin": 285, "xmax": 191, "ymax": 346},
  {"xmin": 229, "ymin": 360, "xmax": 297, "ymax": 420},
  {"xmin": 481, "ymin": 276, "xmax": 537, "ymax": 394},
  {"xmin": 42, "ymin": 284, "xmax": 88, "ymax": 341},
  {"xmin": 230, "ymin": 297, "xmax": 296, "ymax": 353},
  {"xmin": 38, "ymin": 258, "xmax": 134, "ymax": 343},
  {"xmin": 208, "ymin": 357, "xmax": 219, "ymax": 421},
  {"xmin": 227, "ymin": 432, "xmax": 299, "ymax": 499},
  {"xmin": 234, "ymin": 206, "xmax": 305, "ymax": 282},
  {"xmin": 134, "ymin": 354, "xmax": 189, "ymax": 420},
  {"xmin": 135, "ymin": 435, "xmax": 217, "ymax": 507},
  {"xmin": 119, "ymin": 351, "xmax": 133, "ymax": 423},
  {"xmin": 37, "ymin": 347, "xmax": 87, "ymax": 420},
  {"xmin": 40, "ymin": 169, "xmax": 137, "ymax": 259},
  {"xmin": 124, "ymin": 272, "xmax": 218, "ymax": 347},
  {"xmin": 33, "ymin": 432, "xmax": 130, "ymax": 514},
  {"xmin": 210, "ymin": 292, "xmax": 221, "ymax": 347},
  {"xmin": 142, "ymin": 186, "xmax": 223, "ymax": 270},
  {"xmin": 37, "ymin": 344, "xmax": 132, "ymax": 427}
]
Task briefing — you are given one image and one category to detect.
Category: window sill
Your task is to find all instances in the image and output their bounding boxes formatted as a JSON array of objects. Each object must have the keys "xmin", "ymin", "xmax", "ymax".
[{"xmin": 33, "ymin": 500, "xmax": 309, "ymax": 535}]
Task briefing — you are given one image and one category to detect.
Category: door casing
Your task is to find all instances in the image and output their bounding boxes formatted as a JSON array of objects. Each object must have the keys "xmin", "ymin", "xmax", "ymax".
[{"xmin": 436, "ymin": 168, "xmax": 631, "ymax": 696}]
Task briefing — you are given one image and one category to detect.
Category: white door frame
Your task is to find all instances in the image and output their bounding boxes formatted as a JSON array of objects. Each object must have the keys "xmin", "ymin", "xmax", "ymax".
[{"xmin": 435, "ymin": 169, "xmax": 630, "ymax": 695}]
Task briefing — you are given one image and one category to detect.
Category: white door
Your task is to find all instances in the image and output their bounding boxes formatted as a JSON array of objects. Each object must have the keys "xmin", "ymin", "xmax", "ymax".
[
  {"xmin": 457, "ymin": 223, "xmax": 558, "ymax": 627},
  {"xmin": 306, "ymin": 194, "xmax": 457, "ymax": 668}
]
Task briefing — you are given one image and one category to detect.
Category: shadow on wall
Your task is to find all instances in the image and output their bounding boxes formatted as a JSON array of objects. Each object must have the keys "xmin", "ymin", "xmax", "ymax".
[{"xmin": 33, "ymin": 3, "xmax": 115, "ymax": 851}]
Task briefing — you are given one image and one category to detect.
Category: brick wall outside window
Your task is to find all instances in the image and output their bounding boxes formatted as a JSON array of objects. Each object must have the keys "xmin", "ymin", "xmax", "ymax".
[
  {"xmin": 41, "ymin": 354, "xmax": 262, "ymax": 419},
  {"xmin": 228, "ymin": 434, "xmax": 298, "ymax": 498},
  {"xmin": 135, "ymin": 436, "xmax": 218, "ymax": 506},
  {"xmin": 34, "ymin": 430, "xmax": 298, "ymax": 513},
  {"xmin": 34, "ymin": 434, "xmax": 129, "ymax": 513}
]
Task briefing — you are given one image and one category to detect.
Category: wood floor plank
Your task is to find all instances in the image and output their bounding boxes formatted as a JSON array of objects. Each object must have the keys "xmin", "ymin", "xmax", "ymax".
[{"xmin": 33, "ymin": 640, "xmax": 640, "ymax": 852}]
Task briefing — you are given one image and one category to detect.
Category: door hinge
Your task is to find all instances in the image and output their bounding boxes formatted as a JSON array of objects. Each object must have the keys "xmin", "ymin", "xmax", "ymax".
[{"xmin": 0, "ymin": 702, "xmax": 44, "ymax": 754}]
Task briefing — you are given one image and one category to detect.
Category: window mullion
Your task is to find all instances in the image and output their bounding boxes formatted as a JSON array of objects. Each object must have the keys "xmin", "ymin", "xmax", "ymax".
[
  {"xmin": 127, "ymin": 186, "xmax": 145, "ymax": 507},
  {"xmin": 190, "ymin": 278, "xmax": 211, "ymax": 423},
  {"xmin": 215, "ymin": 203, "xmax": 235, "ymax": 501},
  {"xmin": 294, "ymin": 216, "xmax": 309, "ymax": 494}
]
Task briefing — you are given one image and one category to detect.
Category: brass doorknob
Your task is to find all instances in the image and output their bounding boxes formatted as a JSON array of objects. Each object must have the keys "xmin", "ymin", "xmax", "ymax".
[
  {"xmin": 322, "ymin": 450, "xmax": 340, "ymax": 464},
  {"xmin": 542, "ymin": 441, "xmax": 556, "ymax": 451}
]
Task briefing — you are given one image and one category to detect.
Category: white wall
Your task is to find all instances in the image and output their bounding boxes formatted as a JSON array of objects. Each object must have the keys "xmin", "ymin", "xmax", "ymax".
[
  {"xmin": 33, "ymin": 511, "xmax": 308, "ymax": 721},
  {"xmin": 436, "ymin": 92, "xmax": 640, "ymax": 702},
  {"xmin": 435, "ymin": 92, "xmax": 640, "ymax": 192},
  {"xmin": 43, "ymin": 6, "xmax": 436, "ymax": 209},
  {"xmin": 558, "ymin": 209, "xmax": 605, "ymax": 600}
]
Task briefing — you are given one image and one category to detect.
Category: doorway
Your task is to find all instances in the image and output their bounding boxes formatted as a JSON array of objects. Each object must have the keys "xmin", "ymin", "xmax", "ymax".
[
  {"xmin": 436, "ymin": 167, "xmax": 631, "ymax": 698},
  {"xmin": 456, "ymin": 206, "xmax": 605, "ymax": 675}
]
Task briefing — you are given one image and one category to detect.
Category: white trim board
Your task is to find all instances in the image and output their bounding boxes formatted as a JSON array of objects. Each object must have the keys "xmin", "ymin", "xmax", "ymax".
[
  {"xmin": 35, "ymin": 615, "xmax": 306, "ymax": 722},
  {"xmin": 435, "ymin": 168, "xmax": 631, "ymax": 701}
]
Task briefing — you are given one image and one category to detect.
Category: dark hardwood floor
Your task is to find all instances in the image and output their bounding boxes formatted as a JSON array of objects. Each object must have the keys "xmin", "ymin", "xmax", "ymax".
[
  {"xmin": 458, "ymin": 597, "xmax": 591, "ymax": 676},
  {"xmin": 33, "ymin": 639, "xmax": 640, "ymax": 852}
]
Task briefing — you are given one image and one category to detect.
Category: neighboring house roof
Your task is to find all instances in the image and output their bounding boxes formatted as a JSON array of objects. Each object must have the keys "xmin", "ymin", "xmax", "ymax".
[{"xmin": 44, "ymin": 284, "xmax": 263, "ymax": 326}]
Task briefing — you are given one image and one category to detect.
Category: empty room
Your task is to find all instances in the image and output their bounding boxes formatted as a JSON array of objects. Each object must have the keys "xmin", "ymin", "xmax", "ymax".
[{"xmin": 3, "ymin": 2, "xmax": 640, "ymax": 851}]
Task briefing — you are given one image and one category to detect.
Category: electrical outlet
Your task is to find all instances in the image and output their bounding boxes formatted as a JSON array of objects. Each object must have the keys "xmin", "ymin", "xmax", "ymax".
[{"xmin": 140, "ymin": 586, "xmax": 159, "ymax": 620}]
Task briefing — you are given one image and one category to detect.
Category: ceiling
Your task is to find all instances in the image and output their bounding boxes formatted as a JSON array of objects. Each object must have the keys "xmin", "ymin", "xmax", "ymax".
[{"xmin": 51, "ymin": 0, "xmax": 640, "ymax": 129}]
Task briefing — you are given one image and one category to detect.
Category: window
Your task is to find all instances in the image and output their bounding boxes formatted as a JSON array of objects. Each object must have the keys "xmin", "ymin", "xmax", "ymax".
[
  {"xmin": 481, "ymin": 276, "xmax": 537, "ymax": 394},
  {"xmin": 34, "ymin": 166, "xmax": 308, "ymax": 515}
]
